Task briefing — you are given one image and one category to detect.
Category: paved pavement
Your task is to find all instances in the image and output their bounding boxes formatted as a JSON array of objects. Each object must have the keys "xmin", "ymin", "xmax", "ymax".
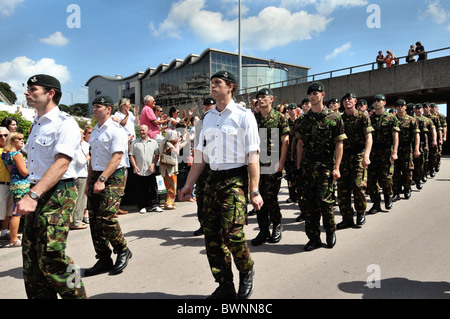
[{"xmin": 1, "ymin": 157, "xmax": 450, "ymax": 300}]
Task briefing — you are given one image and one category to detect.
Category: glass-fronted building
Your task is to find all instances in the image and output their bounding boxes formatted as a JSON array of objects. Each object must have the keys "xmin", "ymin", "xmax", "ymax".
[{"xmin": 86, "ymin": 48, "xmax": 309, "ymax": 112}]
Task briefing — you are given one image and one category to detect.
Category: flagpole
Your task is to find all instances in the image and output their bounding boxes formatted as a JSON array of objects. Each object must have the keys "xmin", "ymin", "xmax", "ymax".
[{"xmin": 238, "ymin": 0, "xmax": 242, "ymax": 90}]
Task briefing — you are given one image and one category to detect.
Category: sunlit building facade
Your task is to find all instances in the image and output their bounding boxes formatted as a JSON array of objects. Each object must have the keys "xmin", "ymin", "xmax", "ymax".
[{"xmin": 86, "ymin": 48, "xmax": 309, "ymax": 113}]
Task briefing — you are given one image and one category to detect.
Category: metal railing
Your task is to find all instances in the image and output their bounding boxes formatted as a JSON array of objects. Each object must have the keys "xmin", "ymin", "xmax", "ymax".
[{"xmin": 238, "ymin": 47, "xmax": 450, "ymax": 95}]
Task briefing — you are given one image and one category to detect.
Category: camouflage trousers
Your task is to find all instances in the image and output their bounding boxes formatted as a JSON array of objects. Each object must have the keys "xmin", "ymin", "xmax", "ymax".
[
  {"xmin": 204, "ymin": 172, "xmax": 253, "ymax": 285},
  {"xmin": 87, "ymin": 168, "xmax": 127, "ymax": 259},
  {"xmin": 256, "ymin": 171, "xmax": 282, "ymax": 228},
  {"xmin": 337, "ymin": 152, "xmax": 367, "ymax": 221},
  {"xmin": 428, "ymin": 145, "xmax": 438, "ymax": 172},
  {"xmin": 413, "ymin": 146, "xmax": 426, "ymax": 182},
  {"xmin": 285, "ymin": 160, "xmax": 298, "ymax": 200},
  {"xmin": 393, "ymin": 146, "xmax": 414, "ymax": 194},
  {"xmin": 297, "ymin": 159, "xmax": 336, "ymax": 240},
  {"xmin": 367, "ymin": 147, "xmax": 393, "ymax": 203},
  {"xmin": 22, "ymin": 179, "xmax": 87, "ymax": 299}
]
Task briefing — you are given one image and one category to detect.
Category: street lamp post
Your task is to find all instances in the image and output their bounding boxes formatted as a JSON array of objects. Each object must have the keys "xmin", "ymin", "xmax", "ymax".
[{"xmin": 238, "ymin": 0, "xmax": 242, "ymax": 88}]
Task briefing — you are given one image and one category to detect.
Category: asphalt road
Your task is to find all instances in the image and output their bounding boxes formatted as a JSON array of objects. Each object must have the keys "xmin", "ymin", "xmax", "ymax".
[{"xmin": 1, "ymin": 157, "xmax": 450, "ymax": 301}]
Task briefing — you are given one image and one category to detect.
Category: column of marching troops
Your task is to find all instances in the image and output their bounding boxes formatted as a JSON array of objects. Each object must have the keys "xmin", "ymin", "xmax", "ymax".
[{"xmin": 250, "ymin": 83, "xmax": 447, "ymax": 253}]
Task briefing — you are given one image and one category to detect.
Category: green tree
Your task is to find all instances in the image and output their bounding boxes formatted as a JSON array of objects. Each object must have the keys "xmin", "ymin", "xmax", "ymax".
[
  {"xmin": 0, "ymin": 82, "xmax": 17, "ymax": 105},
  {"xmin": 0, "ymin": 111, "xmax": 32, "ymax": 141}
]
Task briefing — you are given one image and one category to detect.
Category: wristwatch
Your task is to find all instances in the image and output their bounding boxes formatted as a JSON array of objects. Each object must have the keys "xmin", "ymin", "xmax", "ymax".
[
  {"xmin": 28, "ymin": 191, "xmax": 40, "ymax": 201},
  {"xmin": 250, "ymin": 190, "xmax": 260, "ymax": 197},
  {"xmin": 98, "ymin": 176, "xmax": 107, "ymax": 183}
]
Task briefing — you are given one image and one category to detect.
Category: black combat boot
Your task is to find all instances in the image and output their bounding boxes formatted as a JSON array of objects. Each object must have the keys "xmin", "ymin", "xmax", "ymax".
[
  {"xmin": 304, "ymin": 237, "xmax": 322, "ymax": 251},
  {"xmin": 251, "ymin": 227, "xmax": 270, "ymax": 246},
  {"xmin": 326, "ymin": 232, "xmax": 336, "ymax": 248},
  {"xmin": 84, "ymin": 257, "xmax": 114, "ymax": 277},
  {"xmin": 268, "ymin": 223, "xmax": 282, "ymax": 243},
  {"xmin": 384, "ymin": 195, "xmax": 393, "ymax": 210},
  {"xmin": 337, "ymin": 218, "xmax": 355, "ymax": 229},
  {"xmin": 356, "ymin": 211, "xmax": 366, "ymax": 226},
  {"xmin": 404, "ymin": 188, "xmax": 411, "ymax": 199},
  {"xmin": 368, "ymin": 202, "xmax": 382, "ymax": 214},
  {"xmin": 237, "ymin": 269, "xmax": 255, "ymax": 299},
  {"xmin": 207, "ymin": 283, "xmax": 236, "ymax": 299}
]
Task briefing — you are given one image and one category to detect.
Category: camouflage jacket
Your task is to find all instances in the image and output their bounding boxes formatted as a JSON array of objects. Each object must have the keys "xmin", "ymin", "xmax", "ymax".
[
  {"xmin": 341, "ymin": 109, "xmax": 374, "ymax": 153},
  {"xmin": 255, "ymin": 108, "xmax": 290, "ymax": 160},
  {"xmin": 414, "ymin": 115, "xmax": 430, "ymax": 146},
  {"xmin": 424, "ymin": 113, "xmax": 441, "ymax": 132},
  {"xmin": 396, "ymin": 114, "xmax": 420, "ymax": 146},
  {"xmin": 370, "ymin": 111, "xmax": 400, "ymax": 146},
  {"xmin": 295, "ymin": 106, "xmax": 347, "ymax": 161}
]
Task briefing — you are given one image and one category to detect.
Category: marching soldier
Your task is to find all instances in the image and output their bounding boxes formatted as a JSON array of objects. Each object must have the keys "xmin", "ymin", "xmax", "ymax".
[
  {"xmin": 367, "ymin": 94, "xmax": 400, "ymax": 214},
  {"xmin": 84, "ymin": 96, "xmax": 132, "ymax": 276},
  {"xmin": 180, "ymin": 71, "xmax": 263, "ymax": 299},
  {"xmin": 430, "ymin": 103, "xmax": 447, "ymax": 173},
  {"xmin": 413, "ymin": 104, "xmax": 437, "ymax": 188},
  {"xmin": 17, "ymin": 74, "xmax": 87, "ymax": 299},
  {"xmin": 285, "ymin": 103, "xmax": 299, "ymax": 204},
  {"xmin": 423, "ymin": 103, "xmax": 441, "ymax": 177},
  {"xmin": 336, "ymin": 92, "xmax": 373, "ymax": 229},
  {"xmin": 295, "ymin": 82, "xmax": 347, "ymax": 251},
  {"xmin": 251, "ymin": 88, "xmax": 290, "ymax": 246},
  {"xmin": 392, "ymin": 100, "xmax": 420, "ymax": 201}
]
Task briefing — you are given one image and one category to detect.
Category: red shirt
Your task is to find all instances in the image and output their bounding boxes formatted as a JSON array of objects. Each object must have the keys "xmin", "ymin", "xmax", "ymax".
[{"xmin": 140, "ymin": 105, "xmax": 159, "ymax": 138}]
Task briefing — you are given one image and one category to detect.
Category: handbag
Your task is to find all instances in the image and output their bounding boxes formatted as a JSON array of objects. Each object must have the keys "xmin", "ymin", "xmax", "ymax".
[{"xmin": 160, "ymin": 141, "xmax": 177, "ymax": 166}]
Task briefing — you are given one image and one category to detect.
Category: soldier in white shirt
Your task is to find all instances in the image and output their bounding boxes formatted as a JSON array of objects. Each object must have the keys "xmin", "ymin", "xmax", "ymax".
[
  {"xmin": 180, "ymin": 71, "xmax": 263, "ymax": 299},
  {"xmin": 17, "ymin": 74, "xmax": 86, "ymax": 299},
  {"xmin": 84, "ymin": 95, "xmax": 132, "ymax": 277}
]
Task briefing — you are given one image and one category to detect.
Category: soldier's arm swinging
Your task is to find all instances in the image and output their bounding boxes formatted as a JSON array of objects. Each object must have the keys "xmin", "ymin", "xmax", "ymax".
[
  {"xmin": 333, "ymin": 141, "xmax": 343, "ymax": 181},
  {"xmin": 296, "ymin": 139, "xmax": 304, "ymax": 169},
  {"xmin": 363, "ymin": 132, "xmax": 373, "ymax": 168},
  {"xmin": 413, "ymin": 132, "xmax": 421, "ymax": 158},
  {"xmin": 277, "ymin": 134, "xmax": 289, "ymax": 172},
  {"xmin": 248, "ymin": 151, "xmax": 263, "ymax": 211},
  {"xmin": 179, "ymin": 149, "xmax": 206, "ymax": 201},
  {"xmin": 93, "ymin": 152, "xmax": 123, "ymax": 194},
  {"xmin": 391, "ymin": 132, "xmax": 399, "ymax": 162}
]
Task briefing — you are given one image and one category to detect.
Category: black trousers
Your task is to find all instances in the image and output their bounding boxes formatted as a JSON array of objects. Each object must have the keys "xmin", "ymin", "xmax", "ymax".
[{"xmin": 135, "ymin": 174, "xmax": 159, "ymax": 209}]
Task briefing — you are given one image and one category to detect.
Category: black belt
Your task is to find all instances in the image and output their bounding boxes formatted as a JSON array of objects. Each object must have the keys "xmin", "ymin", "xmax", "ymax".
[
  {"xmin": 0, "ymin": 181, "xmax": 10, "ymax": 185},
  {"xmin": 209, "ymin": 166, "xmax": 248, "ymax": 180}
]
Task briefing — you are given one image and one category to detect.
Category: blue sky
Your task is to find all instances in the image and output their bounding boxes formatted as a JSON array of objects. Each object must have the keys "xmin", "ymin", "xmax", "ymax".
[{"xmin": 0, "ymin": 0, "xmax": 449, "ymax": 111}]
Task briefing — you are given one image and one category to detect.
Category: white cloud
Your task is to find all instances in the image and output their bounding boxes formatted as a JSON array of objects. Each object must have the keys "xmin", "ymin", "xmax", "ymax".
[
  {"xmin": 150, "ymin": 0, "xmax": 332, "ymax": 50},
  {"xmin": 0, "ymin": 56, "xmax": 71, "ymax": 99},
  {"xmin": 280, "ymin": 0, "xmax": 368, "ymax": 15},
  {"xmin": 325, "ymin": 42, "xmax": 351, "ymax": 60},
  {"xmin": 0, "ymin": 0, "xmax": 24, "ymax": 17},
  {"xmin": 40, "ymin": 31, "xmax": 70, "ymax": 47},
  {"xmin": 423, "ymin": 0, "xmax": 450, "ymax": 31}
]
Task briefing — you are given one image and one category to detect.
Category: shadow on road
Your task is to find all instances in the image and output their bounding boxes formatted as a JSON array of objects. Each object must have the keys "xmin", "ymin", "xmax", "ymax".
[{"xmin": 338, "ymin": 277, "xmax": 450, "ymax": 298}]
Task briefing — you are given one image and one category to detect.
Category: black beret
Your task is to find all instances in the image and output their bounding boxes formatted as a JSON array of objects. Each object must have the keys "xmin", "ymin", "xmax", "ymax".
[
  {"xmin": 93, "ymin": 95, "xmax": 114, "ymax": 106},
  {"xmin": 342, "ymin": 92, "xmax": 356, "ymax": 100},
  {"xmin": 256, "ymin": 88, "xmax": 273, "ymax": 98},
  {"xmin": 395, "ymin": 99, "xmax": 407, "ymax": 106},
  {"xmin": 27, "ymin": 74, "xmax": 61, "ymax": 91},
  {"xmin": 373, "ymin": 94, "xmax": 386, "ymax": 101},
  {"xmin": 307, "ymin": 82, "xmax": 324, "ymax": 94},
  {"xmin": 211, "ymin": 71, "xmax": 237, "ymax": 84},
  {"xmin": 203, "ymin": 97, "xmax": 216, "ymax": 105}
]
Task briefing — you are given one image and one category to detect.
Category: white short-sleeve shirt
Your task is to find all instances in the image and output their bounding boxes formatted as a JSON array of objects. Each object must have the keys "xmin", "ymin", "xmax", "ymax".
[
  {"xmin": 113, "ymin": 110, "xmax": 136, "ymax": 141},
  {"xmin": 89, "ymin": 117, "xmax": 129, "ymax": 171},
  {"xmin": 197, "ymin": 100, "xmax": 260, "ymax": 171},
  {"xmin": 25, "ymin": 107, "xmax": 81, "ymax": 183}
]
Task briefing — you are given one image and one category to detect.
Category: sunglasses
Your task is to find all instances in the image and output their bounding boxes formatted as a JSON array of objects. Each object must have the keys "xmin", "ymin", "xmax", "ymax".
[{"xmin": 0, "ymin": 134, "xmax": 8, "ymax": 138}]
